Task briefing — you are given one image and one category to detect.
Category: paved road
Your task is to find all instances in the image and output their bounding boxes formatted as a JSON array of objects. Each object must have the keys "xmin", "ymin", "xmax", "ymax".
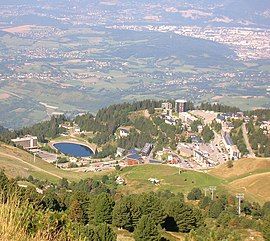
[
  {"xmin": 242, "ymin": 124, "xmax": 256, "ymax": 158},
  {"xmin": 0, "ymin": 151, "xmax": 62, "ymax": 179}
]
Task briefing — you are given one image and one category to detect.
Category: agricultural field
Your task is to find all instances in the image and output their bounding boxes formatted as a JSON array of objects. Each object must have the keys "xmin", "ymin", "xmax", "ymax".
[{"xmin": 0, "ymin": 25, "xmax": 269, "ymax": 128}]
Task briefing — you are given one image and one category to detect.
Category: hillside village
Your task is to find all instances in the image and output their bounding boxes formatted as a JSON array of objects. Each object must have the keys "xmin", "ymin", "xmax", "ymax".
[
  {"xmin": 1, "ymin": 99, "xmax": 269, "ymax": 241},
  {"xmin": 5, "ymin": 100, "xmax": 270, "ymax": 173}
]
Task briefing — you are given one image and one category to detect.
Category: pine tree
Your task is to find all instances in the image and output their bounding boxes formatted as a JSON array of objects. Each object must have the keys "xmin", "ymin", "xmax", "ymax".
[
  {"xmin": 139, "ymin": 192, "xmax": 166, "ymax": 226},
  {"xmin": 187, "ymin": 188, "xmax": 203, "ymax": 200},
  {"xmin": 209, "ymin": 200, "xmax": 224, "ymax": 218},
  {"xmin": 134, "ymin": 215, "xmax": 160, "ymax": 241},
  {"xmin": 166, "ymin": 199, "xmax": 202, "ymax": 232},
  {"xmin": 68, "ymin": 199, "xmax": 84, "ymax": 223},
  {"xmin": 130, "ymin": 196, "xmax": 142, "ymax": 229},
  {"xmin": 112, "ymin": 196, "xmax": 133, "ymax": 231},
  {"xmin": 94, "ymin": 223, "xmax": 117, "ymax": 241},
  {"xmin": 94, "ymin": 193, "xmax": 114, "ymax": 224}
]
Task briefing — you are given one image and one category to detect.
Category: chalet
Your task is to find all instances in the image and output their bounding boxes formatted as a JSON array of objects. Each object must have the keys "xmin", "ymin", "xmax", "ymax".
[
  {"xmin": 119, "ymin": 128, "xmax": 129, "ymax": 137},
  {"xmin": 116, "ymin": 176, "xmax": 125, "ymax": 185},
  {"xmin": 148, "ymin": 178, "xmax": 160, "ymax": 184},
  {"xmin": 125, "ymin": 153, "xmax": 143, "ymax": 166}
]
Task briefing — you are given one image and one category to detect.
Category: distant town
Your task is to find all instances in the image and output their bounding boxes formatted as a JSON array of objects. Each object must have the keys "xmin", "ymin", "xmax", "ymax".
[
  {"xmin": 9, "ymin": 99, "xmax": 270, "ymax": 175},
  {"xmin": 109, "ymin": 25, "xmax": 270, "ymax": 61}
]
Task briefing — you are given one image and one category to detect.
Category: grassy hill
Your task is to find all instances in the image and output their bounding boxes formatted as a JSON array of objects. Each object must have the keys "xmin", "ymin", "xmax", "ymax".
[
  {"xmin": 0, "ymin": 142, "xmax": 107, "ymax": 182},
  {"xmin": 209, "ymin": 158, "xmax": 270, "ymax": 203},
  {"xmin": 118, "ymin": 164, "xmax": 224, "ymax": 195}
]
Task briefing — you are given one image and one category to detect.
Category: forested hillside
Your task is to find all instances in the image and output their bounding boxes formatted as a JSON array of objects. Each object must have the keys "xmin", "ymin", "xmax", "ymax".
[{"xmin": 0, "ymin": 170, "xmax": 269, "ymax": 241}]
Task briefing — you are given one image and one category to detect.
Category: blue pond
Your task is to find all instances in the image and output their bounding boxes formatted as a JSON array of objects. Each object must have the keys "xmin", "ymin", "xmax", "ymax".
[{"xmin": 53, "ymin": 142, "xmax": 93, "ymax": 157}]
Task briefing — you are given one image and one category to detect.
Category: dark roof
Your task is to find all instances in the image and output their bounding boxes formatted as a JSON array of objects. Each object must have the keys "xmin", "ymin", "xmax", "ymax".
[
  {"xmin": 191, "ymin": 135, "xmax": 203, "ymax": 143},
  {"xmin": 149, "ymin": 159, "xmax": 163, "ymax": 164},
  {"xmin": 127, "ymin": 154, "xmax": 142, "ymax": 161},
  {"xmin": 224, "ymin": 133, "xmax": 234, "ymax": 146},
  {"xmin": 129, "ymin": 149, "xmax": 138, "ymax": 154}
]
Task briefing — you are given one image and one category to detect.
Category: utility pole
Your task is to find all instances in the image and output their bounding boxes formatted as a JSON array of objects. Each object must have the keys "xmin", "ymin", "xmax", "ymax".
[
  {"xmin": 203, "ymin": 187, "xmax": 209, "ymax": 196},
  {"xmin": 236, "ymin": 193, "xmax": 244, "ymax": 215},
  {"xmin": 209, "ymin": 186, "xmax": 216, "ymax": 200},
  {"xmin": 33, "ymin": 153, "xmax": 36, "ymax": 163}
]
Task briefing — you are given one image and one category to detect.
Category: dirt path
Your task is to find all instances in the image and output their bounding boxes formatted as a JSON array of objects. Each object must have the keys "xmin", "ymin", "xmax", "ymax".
[
  {"xmin": 0, "ymin": 151, "xmax": 62, "ymax": 179},
  {"xmin": 242, "ymin": 124, "xmax": 256, "ymax": 158}
]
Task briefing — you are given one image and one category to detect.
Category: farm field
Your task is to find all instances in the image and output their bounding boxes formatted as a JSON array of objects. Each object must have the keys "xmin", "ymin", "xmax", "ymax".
[{"xmin": 0, "ymin": 26, "xmax": 269, "ymax": 128}]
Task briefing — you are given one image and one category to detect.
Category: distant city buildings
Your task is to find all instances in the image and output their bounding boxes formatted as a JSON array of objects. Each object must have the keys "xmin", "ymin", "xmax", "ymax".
[{"xmin": 11, "ymin": 135, "xmax": 38, "ymax": 150}]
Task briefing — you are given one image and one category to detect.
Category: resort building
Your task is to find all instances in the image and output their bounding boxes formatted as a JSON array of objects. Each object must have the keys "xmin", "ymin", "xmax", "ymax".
[
  {"xmin": 222, "ymin": 132, "xmax": 241, "ymax": 160},
  {"xmin": 175, "ymin": 99, "xmax": 187, "ymax": 113},
  {"xmin": 11, "ymin": 135, "xmax": 38, "ymax": 150},
  {"xmin": 141, "ymin": 143, "xmax": 154, "ymax": 156},
  {"xmin": 162, "ymin": 102, "xmax": 173, "ymax": 115}
]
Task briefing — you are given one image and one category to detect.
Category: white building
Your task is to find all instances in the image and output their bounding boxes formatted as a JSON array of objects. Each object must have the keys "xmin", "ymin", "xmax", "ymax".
[
  {"xmin": 222, "ymin": 132, "xmax": 241, "ymax": 160},
  {"xmin": 11, "ymin": 135, "xmax": 38, "ymax": 150},
  {"xmin": 119, "ymin": 128, "xmax": 129, "ymax": 137}
]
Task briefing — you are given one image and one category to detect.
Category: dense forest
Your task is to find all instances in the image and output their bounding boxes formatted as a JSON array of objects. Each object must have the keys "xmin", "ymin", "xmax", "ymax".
[
  {"xmin": 0, "ymin": 115, "xmax": 66, "ymax": 144},
  {"xmin": 199, "ymin": 103, "xmax": 241, "ymax": 113},
  {"xmin": 246, "ymin": 120, "xmax": 270, "ymax": 157},
  {"xmin": 0, "ymin": 171, "xmax": 269, "ymax": 241}
]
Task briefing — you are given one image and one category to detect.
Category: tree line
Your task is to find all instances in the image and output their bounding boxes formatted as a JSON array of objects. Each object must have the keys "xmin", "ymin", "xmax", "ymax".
[{"xmin": 1, "ymin": 171, "xmax": 270, "ymax": 241}]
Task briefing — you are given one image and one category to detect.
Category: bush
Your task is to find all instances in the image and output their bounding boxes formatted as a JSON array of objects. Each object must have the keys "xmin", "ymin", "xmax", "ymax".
[{"xmin": 187, "ymin": 188, "xmax": 203, "ymax": 200}]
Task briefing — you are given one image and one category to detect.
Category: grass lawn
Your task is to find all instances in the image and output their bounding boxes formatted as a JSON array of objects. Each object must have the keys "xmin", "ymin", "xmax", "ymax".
[{"xmin": 118, "ymin": 164, "xmax": 224, "ymax": 195}]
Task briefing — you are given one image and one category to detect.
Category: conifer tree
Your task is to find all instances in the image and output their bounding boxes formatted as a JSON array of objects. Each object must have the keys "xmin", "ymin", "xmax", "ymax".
[
  {"xmin": 95, "ymin": 223, "xmax": 117, "ymax": 241},
  {"xmin": 139, "ymin": 192, "xmax": 166, "ymax": 226},
  {"xmin": 134, "ymin": 215, "xmax": 160, "ymax": 241},
  {"xmin": 112, "ymin": 196, "xmax": 133, "ymax": 231},
  {"xmin": 68, "ymin": 199, "xmax": 84, "ymax": 223},
  {"xmin": 94, "ymin": 193, "xmax": 114, "ymax": 224}
]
